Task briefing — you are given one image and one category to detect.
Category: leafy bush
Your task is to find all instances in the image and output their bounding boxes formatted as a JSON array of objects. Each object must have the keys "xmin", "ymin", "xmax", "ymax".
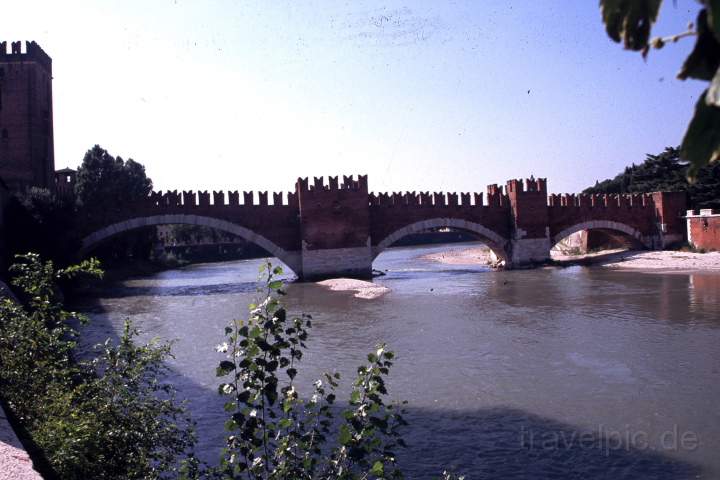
[
  {"xmin": 213, "ymin": 261, "xmax": 462, "ymax": 480},
  {"xmin": 0, "ymin": 253, "xmax": 197, "ymax": 479},
  {"xmin": 3, "ymin": 188, "xmax": 79, "ymax": 267}
]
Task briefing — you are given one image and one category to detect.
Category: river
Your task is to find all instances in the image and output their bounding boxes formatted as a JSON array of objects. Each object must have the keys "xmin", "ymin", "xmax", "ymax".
[{"xmin": 77, "ymin": 242, "xmax": 720, "ymax": 479}]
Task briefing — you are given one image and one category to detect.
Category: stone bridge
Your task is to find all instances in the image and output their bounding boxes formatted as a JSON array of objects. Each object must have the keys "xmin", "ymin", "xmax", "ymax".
[{"xmin": 80, "ymin": 175, "xmax": 687, "ymax": 280}]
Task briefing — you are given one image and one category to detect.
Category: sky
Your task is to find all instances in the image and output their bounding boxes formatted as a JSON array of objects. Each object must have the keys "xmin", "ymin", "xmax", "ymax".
[{"xmin": 3, "ymin": 0, "xmax": 709, "ymax": 195}]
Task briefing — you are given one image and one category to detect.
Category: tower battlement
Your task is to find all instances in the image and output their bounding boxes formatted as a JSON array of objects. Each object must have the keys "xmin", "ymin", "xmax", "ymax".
[
  {"xmin": 0, "ymin": 41, "xmax": 52, "ymax": 71},
  {"xmin": 296, "ymin": 174, "xmax": 368, "ymax": 193},
  {"xmin": 506, "ymin": 177, "xmax": 547, "ymax": 194}
]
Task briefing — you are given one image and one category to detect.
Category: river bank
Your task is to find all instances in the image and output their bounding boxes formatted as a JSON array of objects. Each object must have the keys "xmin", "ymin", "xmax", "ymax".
[
  {"xmin": 0, "ymin": 404, "xmax": 43, "ymax": 480},
  {"xmin": 419, "ymin": 245, "xmax": 493, "ymax": 265},
  {"xmin": 558, "ymin": 249, "xmax": 720, "ymax": 271},
  {"xmin": 421, "ymin": 244, "xmax": 720, "ymax": 271}
]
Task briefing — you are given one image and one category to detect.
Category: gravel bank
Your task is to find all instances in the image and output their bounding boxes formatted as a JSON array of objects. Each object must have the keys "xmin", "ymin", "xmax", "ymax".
[
  {"xmin": 316, "ymin": 278, "xmax": 390, "ymax": 299},
  {"xmin": 424, "ymin": 245, "xmax": 720, "ymax": 271},
  {"xmin": 420, "ymin": 246, "xmax": 492, "ymax": 265}
]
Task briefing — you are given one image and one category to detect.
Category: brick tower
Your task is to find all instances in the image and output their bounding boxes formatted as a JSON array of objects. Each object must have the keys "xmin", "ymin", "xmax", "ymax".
[{"xmin": 0, "ymin": 41, "xmax": 55, "ymax": 191}]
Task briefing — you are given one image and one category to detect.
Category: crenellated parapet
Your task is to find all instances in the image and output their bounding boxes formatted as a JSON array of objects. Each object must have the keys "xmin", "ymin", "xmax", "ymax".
[
  {"xmin": 145, "ymin": 189, "xmax": 298, "ymax": 207},
  {"xmin": 0, "ymin": 41, "xmax": 52, "ymax": 71},
  {"xmin": 368, "ymin": 183, "xmax": 512, "ymax": 209},
  {"xmin": 548, "ymin": 192, "xmax": 654, "ymax": 209},
  {"xmin": 369, "ymin": 190, "xmax": 485, "ymax": 207},
  {"xmin": 506, "ymin": 177, "xmax": 547, "ymax": 195},
  {"xmin": 687, "ymin": 208, "xmax": 720, "ymax": 216},
  {"xmin": 296, "ymin": 174, "xmax": 368, "ymax": 193}
]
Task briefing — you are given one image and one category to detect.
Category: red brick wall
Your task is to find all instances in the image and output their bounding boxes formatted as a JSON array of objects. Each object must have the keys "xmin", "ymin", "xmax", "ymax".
[
  {"xmin": 688, "ymin": 213, "xmax": 720, "ymax": 251},
  {"xmin": 548, "ymin": 193, "xmax": 658, "ymax": 240},
  {"xmin": 506, "ymin": 178, "xmax": 548, "ymax": 239},
  {"xmin": 0, "ymin": 41, "xmax": 55, "ymax": 191},
  {"xmin": 368, "ymin": 189, "xmax": 511, "ymax": 247},
  {"xmin": 652, "ymin": 191, "xmax": 687, "ymax": 237},
  {"xmin": 84, "ymin": 189, "xmax": 302, "ymax": 252},
  {"xmin": 297, "ymin": 175, "xmax": 370, "ymax": 250}
]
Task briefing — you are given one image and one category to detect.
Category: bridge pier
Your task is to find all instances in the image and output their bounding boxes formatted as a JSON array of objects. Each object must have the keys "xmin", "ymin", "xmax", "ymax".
[
  {"xmin": 300, "ymin": 245, "xmax": 373, "ymax": 280},
  {"xmin": 506, "ymin": 178, "xmax": 552, "ymax": 267},
  {"xmin": 296, "ymin": 176, "xmax": 373, "ymax": 281}
]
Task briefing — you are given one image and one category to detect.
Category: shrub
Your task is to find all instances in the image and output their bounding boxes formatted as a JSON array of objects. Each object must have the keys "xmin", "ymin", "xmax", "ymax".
[
  {"xmin": 213, "ymin": 261, "xmax": 463, "ymax": 480},
  {"xmin": 0, "ymin": 253, "xmax": 197, "ymax": 479}
]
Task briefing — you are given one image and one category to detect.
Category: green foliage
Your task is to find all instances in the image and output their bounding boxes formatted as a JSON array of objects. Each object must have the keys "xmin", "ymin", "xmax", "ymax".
[
  {"xmin": 3, "ymin": 188, "xmax": 79, "ymax": 266},
  {"xmin": 584, "ymin": 146, "xmax": 720, "ymax": 209},
  {"xmin": 0, "ymin": 253, "xmax": 197, "ymax": 479},
  {"xmin": 74, "ymin": 145, "xmax": 158, "ymax": 263},
  {"xmin": 75, "ymin": 145, "xmax": 153, "ymax": 219},
  {"xmin": 601, "ymin": 0, "xmax": 662, "ymax": 50},
  {"xmin": 214, "ymin": 261, "xmax": 411, "ymax": 480},
  {"xmin": 165, "ymin": 224, "xmax": 243, "ymax": 245},
  {"xmin": 600, "ymin": 1, "xmax": 720, "ymax": 173}
]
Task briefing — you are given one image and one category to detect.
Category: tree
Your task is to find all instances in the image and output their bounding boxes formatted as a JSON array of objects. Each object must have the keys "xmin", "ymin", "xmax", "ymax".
[
  {"xmin": 0, "ymin": 253, "xmax": 198, "ymax": 479},
  {"xmin": 600, "ymin": 1, "xmax": 720, "ymax": 176},
  {"xmin": 75, "ymin": 145, "xmax": 153, "ymax": 220},
  {"xmin": 3, "ymin": 187, "xmax": 79, "ymax": 267},
  {"xmin": 74, "ymin": 145, "xmax": 156, "ymax": 262},
  {"xmin": 584, "ymin": 145, "xmax": 720, "ymax": 209}
]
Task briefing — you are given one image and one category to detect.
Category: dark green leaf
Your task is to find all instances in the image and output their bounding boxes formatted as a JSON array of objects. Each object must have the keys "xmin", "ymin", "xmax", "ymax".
[
  {"xmin": 600, "ymin": 0, "xmax": 661, "ymax": 50},
  {"xmin": 678, "ymin": 9, "xmax": 720, "ymax": 81},
  {"xmin": 708, "ymin": 0, "xmax": 720, "ymax": 42},
  {"xmin": 339, "ymin": 424, "xmax": 352, "ymax": 445},
  {"xmin": 680, "ymin": 89, "xmax": 720, "ymax": 178},
  {"xmin": 216, "ymin": 360, "xmax": 236, "ymax": 377}
]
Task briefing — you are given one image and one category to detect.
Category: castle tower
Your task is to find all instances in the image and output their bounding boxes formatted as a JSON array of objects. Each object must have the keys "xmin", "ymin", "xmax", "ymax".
[
  {"xmin": 0, "ymin": 41, "xmax": 55, "ymax": 191},
  {"xmin": 506, "ymin": 177, "xmax": 551, "ymax": 264},
  {"xmin": 296, "ymin": 175, "xmax": 372, "ymax": 279}
]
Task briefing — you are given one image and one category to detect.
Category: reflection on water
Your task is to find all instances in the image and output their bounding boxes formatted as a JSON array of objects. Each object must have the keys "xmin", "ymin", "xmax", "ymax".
[
  {"xmin": 690, "ymin": 274, "xmax": 720, "ymax": 312},
  {"xmin": 77, "ymin": 243, "xmax": 720, "ymax": 479}
]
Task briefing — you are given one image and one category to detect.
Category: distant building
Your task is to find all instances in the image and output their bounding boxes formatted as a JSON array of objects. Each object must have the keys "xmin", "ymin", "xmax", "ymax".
[
  {"xmin": 54, "ymin": 167, "xmax": 76, "ymax": 198},
  {"xmin": 686, "ymin": 209, "xmax": 720, "ymax": 251},
  {"xmin": 0, "ymin": 41, "xmax": 55, "ymax": 191}
]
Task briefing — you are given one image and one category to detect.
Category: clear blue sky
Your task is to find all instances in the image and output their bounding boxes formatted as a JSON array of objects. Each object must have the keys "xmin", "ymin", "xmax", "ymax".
[{"xmin": 4, "ymin": 0, "xmax": 707, "ymax": 194}]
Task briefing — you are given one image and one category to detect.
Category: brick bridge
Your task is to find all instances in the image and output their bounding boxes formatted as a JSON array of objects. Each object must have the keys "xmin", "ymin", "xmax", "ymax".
[{"xmin": 80, "ymin": 175, "xmax": 687, "ymax": 280}]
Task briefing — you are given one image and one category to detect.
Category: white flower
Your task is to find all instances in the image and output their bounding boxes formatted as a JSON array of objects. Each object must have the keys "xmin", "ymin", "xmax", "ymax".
[
  {"xmin": 250, "ymin": 297, "xmax": 271, "ymax": 315},
  {"xmin": 215, "ymin": 342, "xmax": 229, "ymax": 353},
  {"xmin": 314, "ymin": 379, "xmax": 323, "ymax": 389},
  {"xmin": 222, "ymin": 384, "xmax": 234, "ymax": 394},
  {"xmin": 249, "ymin": 409, "xmax": 257, "ymax": 418},
  {"xmin": 310, "ymin": 393, "xmax": 319, "ymax": 404}
]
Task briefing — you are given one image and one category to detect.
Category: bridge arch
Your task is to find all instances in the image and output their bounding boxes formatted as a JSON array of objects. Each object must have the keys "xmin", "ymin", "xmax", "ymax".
[
  {"xmin": 80, "ymin": 214, "xmax": 301, "ymax": 274},
  {"xmin": 373, "ymin": 218, "xmax": 509, "ymax": 261},
  {"xmin": 551, "ymin": 220, "xmax": 651, "ymax": 250}
]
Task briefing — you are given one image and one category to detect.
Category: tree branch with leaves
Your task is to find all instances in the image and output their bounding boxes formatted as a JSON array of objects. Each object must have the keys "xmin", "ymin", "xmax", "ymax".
[{"xmin": 600, "ymin": 0, "xmax": 720, "ymax": 177}]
